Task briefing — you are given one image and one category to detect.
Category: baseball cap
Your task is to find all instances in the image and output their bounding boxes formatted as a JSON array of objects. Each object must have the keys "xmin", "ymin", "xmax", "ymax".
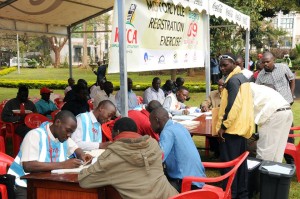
[{"xmin": 40, "ymin": 87, "xmax": 53, "ymax": 94}]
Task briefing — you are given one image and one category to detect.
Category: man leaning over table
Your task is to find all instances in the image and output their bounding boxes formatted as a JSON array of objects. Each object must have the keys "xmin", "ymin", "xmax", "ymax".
[
  {"xmin": 163, "ymin": 86, "xmax": 190, "ymax": 115},
  {"xmin": 149, "ymin": 107, "xmax": 205, "ymax": 192},
  {"xmin": 78, "ymin": 117, "xmax": 178, "ymax": 199},
  {"xmin": 8, "ymin": 110, "xmax": 92, "ymax": 199},
  {"xmin": 1, "ymin": 85, "xmax": 37, "ymax": 138},
  {"xmin": 71, "ymin": 100, "xmax": 116, "ymax": 151}
]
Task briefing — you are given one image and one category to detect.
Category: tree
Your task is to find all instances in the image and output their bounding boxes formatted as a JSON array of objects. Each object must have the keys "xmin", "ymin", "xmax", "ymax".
[{"xmin": 49, "ymin": 36, "xmax": 68, "ymax": 68}]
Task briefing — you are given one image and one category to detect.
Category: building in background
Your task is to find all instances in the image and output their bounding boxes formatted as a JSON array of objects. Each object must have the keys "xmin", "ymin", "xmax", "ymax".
[{"xmin": 271, "ymin": 11, "xmax": 300, "ymax": 49}]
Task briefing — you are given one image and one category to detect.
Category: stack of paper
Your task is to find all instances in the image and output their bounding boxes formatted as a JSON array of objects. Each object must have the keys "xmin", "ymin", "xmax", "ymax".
[
  {"xmin": 262, "ymin": 165, "xmax": 293, "ymax": 175},
  {"xmin": 247, "ymin": 159, "xmax": 261, "ymax": 170},
  {"xmin": 172, "ymin": 115, "xmax": 197, "ymax": 121}
]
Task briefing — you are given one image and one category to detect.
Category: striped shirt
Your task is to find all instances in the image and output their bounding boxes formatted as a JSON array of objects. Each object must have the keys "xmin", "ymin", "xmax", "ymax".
[
  {"xmin": 143, "ymin": 87, "xmax": 165, "ymax": 105},
  {"xmin": 71, "ymin": 111, "xmax": 102, "ymax": 151},
  {"xmin": 256, "ymin": 63, "xmax": 294, "ymax": 104},
  {"xmin": 8, "ymin": 122, "xmax": 76, "ymax": 187}
]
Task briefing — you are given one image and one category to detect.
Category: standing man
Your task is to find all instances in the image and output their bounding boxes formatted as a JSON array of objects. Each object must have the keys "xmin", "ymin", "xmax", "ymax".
[
  {"xmin": 78, "ymin": 117, "xmax": 178, "ymax": 199},
  {"xmin": 143, "ymin": 77, "xmax": 165, "ymax": 105},
  {"xmin": 217, "ymin": 53, "xmax": 254, "ymax": 199},
  {"xmin": 35, "ymin": 87, "xmax": 58, "ymax": 119},
  {"xmin": 8, "ymin": 110, "xmax": 92, "ymax": 199},
  {"xmin": 1, "ymin": 86, "xmax": 37, "ymax": 138},
  {"xmin": 163, "ymin": 86, "xmax": 190, "ymax": 115},
  {"xmin": 256, "ymin": 52, "xmax": 295, "ymax": 163},
  {"xmin": 64, "ymin": 77, "xmax": 75, "ymax": 95},
  {"xmin": 250, "ymin": 83, "xmax": 293, "ymax": 162},
  {"xmin": 71, "ymin": 100, "xmax": 116, "ymax": 151},
  {"xmin": 150, "ymin": 107, "xmax": 206, "ymax": 192},
  {"xmin": 200, "ymin": 78, "xmax": 224, "ymax": 112},
  {"xmin": 115, "ymin": 78, "xmax": 138, "ymax": 112}
]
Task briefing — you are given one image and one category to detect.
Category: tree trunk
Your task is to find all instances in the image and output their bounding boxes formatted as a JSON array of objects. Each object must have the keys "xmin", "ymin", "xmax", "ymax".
[
  {"xmin": 49, "ymin": 36, "xmax": 68, "ymax": 68},
  {"xmin": 82, "ymin": 22, "xmax": 89, "ymax": 68},
  {"xmin": 171, "ymin": 69, "xmax": 177, "ymax": 81},
  {"xmin": 187, "ymin": 68, "xmax": 195, "ymax": 76}
]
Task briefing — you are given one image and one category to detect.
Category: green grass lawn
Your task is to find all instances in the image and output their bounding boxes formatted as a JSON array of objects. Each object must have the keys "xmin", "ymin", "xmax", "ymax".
[{"xmin": 0, "ymin": 67, "xmax": 300, "ymax": 198}]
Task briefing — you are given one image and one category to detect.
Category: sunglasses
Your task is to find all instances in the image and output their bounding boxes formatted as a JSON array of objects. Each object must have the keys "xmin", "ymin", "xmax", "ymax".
[{"xmin": 219, "ymin": 55, "xmax": 235, "ymax": 62}]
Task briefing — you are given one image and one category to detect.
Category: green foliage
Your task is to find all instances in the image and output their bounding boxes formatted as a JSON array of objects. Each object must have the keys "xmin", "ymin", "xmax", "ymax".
[
  {"xmin": 0, "ymin": 79, "xmax": 216, "ymax": 93},
  {"xmin": 0, "ymin": 67, "xmax": 17, "ymax": 76}
]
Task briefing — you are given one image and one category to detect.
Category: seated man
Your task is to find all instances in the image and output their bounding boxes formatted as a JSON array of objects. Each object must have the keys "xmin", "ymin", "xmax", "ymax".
[
  {"xmin": 172, "ymin": 77, "xmax": 184, "ymax": 93},
  {"xmin": 162, "ymin": 79, "xmax": 174, "ymax": 97},
  {"xmin": 200, "ymin": 79, "xmax": 224, "ymax": 112},
  {"xmin": 93, "ymin": 81, "xmax": 120, "ymax": 116},
  {"xmin": 64, "ymin": 77, "xmax": 75, "ymax": 95},
  {"xmin": 71, "ymin": 100, "xmax": 116, "ymax": 151},
  {"xmin": 115, "ymin": 78, "xmax": 138, "ymax": 112},
  {"xmin": 143, "ymin": 77, "xmax": 165, "ymax": 105},
  {"xmin": 128, "ymin": 100, "xmax": 162, "ymax": 141},
  {"xmin": 62, "ymin": 84, "xmax": 89, "ymax": 116},
  {"xmin": 8, "ymin": 110, "xmax": 92, "ymax": 199},
  {"xmin": 78, "ymin": 117, "xmax": 178, "ymax": 199},
  {"xmin": 1, "ymin": 86, "xmax": 37, "ymax": 137},
  {"xmin": 35, "ymin": 87, "xmax": 58, "ymax": 119},
  {"xmin": 163, "ymin": 86, "xmax": 190, "ymax": 115},
  {"xmin": 149, "ymin": 107, "xmax": 206, "ymax": 192}
]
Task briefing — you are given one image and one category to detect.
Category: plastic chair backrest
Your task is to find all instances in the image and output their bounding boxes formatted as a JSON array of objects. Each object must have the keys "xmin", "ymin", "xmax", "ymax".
[
  {"xmin": 169, "ymin": 189, "xmax": 219, "ymax": 199},
  {"xmin": 88, "ymin": 99, "xmax": 93, "ymax": 111},
  {"xmin": 25, "ymin": 113, "xmax": 51, "ymax": 129},
  {"xmin": 51, "ymin": 110, "xmax": 61, "ymax": 121},
  {"xmin": 0, "ymin": 152, "xmax": 13, "ymax": 175},
  {"xmin": 181, "ymin": 151, "xmax": 249, "ymax": 198},
  {"xmin": 0, "ymin": 137, "xmax": 5, "ymax": 153}
]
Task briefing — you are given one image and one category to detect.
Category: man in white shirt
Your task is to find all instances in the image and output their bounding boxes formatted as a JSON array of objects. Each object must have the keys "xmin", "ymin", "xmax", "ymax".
[
  {"xmin": 8, "ymin": 110, "xmax": 92, "ymax": 199},
  {"xmin": 163, "ymin": 86, "xmax": 190, "ymax": 115},
  {"xmin": 93, "ymin": 81, "xmax": 120, "ymax": 116},
  {"xmin": 250, "ymin": 83, "xmax": 293, "ymax": 162},
  {"xmin": 236, "ymin": 55, "xmax": 254, "ymax": 81},
  {"xmin": 71, "ymin": 100, "xmax": 116, "ymax": 151},
  {"xmin": 143, "ymin": 77, "xmax": 165, "ymax": 105}
]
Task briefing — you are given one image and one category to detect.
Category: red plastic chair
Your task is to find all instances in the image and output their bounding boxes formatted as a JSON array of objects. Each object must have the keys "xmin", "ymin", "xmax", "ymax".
[
  {"xmin": 88, "ymin": 99, "xmax": 94, "ymax": 111},
  {"xmin": 284, "ymin": 126, "xmax": 300, "ymax": 182},
  {"xmin": 24, "ymin": 113, "xmax": 51, "ymax": 129},
  {"xmin": 181, "ymin": 151, "xmax": 249, "ymax": 199},
  {"xmin": 50, "ymin": 109, "xmax": 60, "ymax": 121},
  {"xmin": 136, "ymin": 96, "xmax": 143, "ymax": 105},
  {"xmin": 0, "ymin": 136, "xmax": 5, "ymax": 153},
  {"xmin": 2, "ymin": 122, "xmax": 22, "ymax": 157},
  {"xmin": 169, "ymin": 189, "xmax": 219, "ymax": 199},
  {"xmin": 0, "ymin": 152, "xmax": 14, "ymax": 199},
  {"xmin": 54, "ymin": 98, "xmax": 65, "ymax": 109}
]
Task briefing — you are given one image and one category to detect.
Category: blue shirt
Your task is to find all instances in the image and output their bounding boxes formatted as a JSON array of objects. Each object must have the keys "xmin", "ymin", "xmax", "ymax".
[
  {"xmin": 159, "ymin": 120, "xmax": 205, "ymax": 188},
  {"xmin": 35, "ymin": 99, "xmax": 58, "ymax": 119},
  {"xmin": 115, "ymin": 90, "xmax": 138, "ymax": 112}
]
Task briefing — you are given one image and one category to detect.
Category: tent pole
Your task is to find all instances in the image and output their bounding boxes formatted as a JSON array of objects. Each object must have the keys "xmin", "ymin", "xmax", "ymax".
[
  {"xmin": 204, "ymin": 13, "xmax": 210, "ymax": 98},
  {"xmin": 245, "ymin": 29, "xmax": 250, "ymax": 70},
  {"xmin": 17, "ymin": 33, "xmax": 20, "ymax": 74},
  {"xmin": 68, "ymin": 27, "xmax": 73, "ymax": 78},
  {"xmin": 117, "ymin": 0, "xmax": 128, "ymax": 117}
]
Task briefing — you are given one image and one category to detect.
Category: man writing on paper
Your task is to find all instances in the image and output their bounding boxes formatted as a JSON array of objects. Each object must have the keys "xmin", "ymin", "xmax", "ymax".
[
  {"xmin": 8, "ymin": 110, "xmax": 92, "ymax": 199},
  {"xmin": 216, "ymin": 53, "xmax": 254, "ymax": 199},
  {"xmin": 78, "ymin": 117, "xmax": 178, "ymax": 199},
  {"xmin": 163, "ymin": 86, "xmax": 190, "ymax": 115},
  {"xmin": 71, "ymin": 100, "xmax": 116, "ymax": 151}
]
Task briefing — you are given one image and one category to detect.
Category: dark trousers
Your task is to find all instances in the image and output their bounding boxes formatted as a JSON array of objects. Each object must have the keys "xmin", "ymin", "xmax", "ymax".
[
  {"xmin": 15, "ymin": 185, "xmax": 27, "ymax": 199},
  {"xmin": 168, "ymin": 178, "xmax": 200, "ymax": 193},
  {"xmin": 220, "ymin": 133, "xmax": 248, "ymax": 199},
  {"xmin": 284, "ymin": 122, "xmax": 294, "ymax": 164}
]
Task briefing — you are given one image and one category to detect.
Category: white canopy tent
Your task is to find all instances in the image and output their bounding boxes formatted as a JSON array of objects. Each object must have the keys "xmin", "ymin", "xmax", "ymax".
[
  {"xmin": 0, "ymin": 0, "xmax": 250, "ymax": 117},
  {"xmin": 114, "ymin": 0, "xmax": 250, "ymax": 116}
]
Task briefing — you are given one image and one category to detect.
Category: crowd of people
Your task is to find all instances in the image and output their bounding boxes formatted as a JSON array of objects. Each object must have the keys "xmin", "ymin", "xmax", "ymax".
[{"xmin": 0, "ymin": 51, "xmax": 296, "ymax": 199}]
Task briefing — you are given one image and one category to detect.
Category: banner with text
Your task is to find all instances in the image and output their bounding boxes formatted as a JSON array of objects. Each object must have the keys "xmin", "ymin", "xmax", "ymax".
[{"xmin": 108, "ymin": 0, "xmax": 205, "ymax": 73}]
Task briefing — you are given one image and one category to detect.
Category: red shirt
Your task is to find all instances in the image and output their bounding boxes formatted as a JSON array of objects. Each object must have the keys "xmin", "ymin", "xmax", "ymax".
[{"xmin": 128, "ymin": 109, "xmax": 159, "ymax": 141}]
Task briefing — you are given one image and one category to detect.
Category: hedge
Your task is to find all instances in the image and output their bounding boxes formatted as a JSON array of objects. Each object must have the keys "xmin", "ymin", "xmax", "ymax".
[
  {"xmin": 0, "ymin": 67, "xmax": 17, "ymax": 76},
  {"xmin": 0, "ymin": 79, "xmax": 215, "ymax": 93}
]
